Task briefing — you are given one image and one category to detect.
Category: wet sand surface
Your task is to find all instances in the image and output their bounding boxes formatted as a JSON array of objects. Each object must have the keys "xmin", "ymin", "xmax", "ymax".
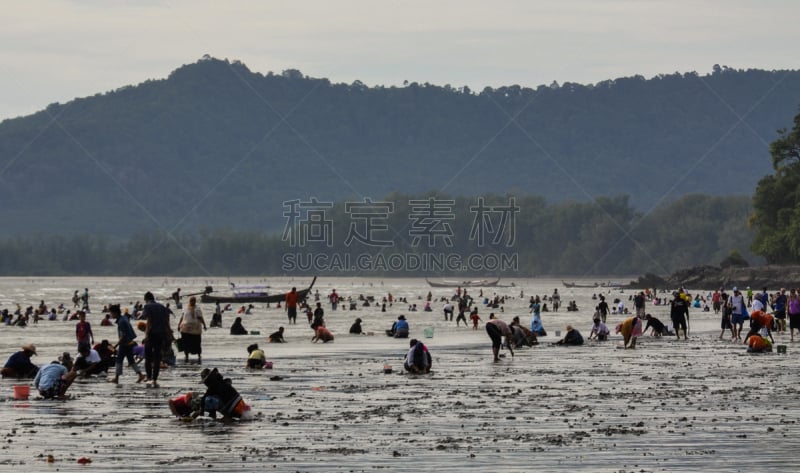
[{"xmin": 1, "ymin": 277, "xmax": 799, "ymax": 472}]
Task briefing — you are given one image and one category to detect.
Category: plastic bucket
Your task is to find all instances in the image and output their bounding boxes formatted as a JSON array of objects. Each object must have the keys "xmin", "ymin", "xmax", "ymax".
[
  {"xmin": 554, "ymin": 330, "xmax": 561, "ymax": 337},
  {"xmin": 264, "ymin": 361, "xmax": 273, "ymax": 369},
  {"xmin": 13, "ymin": 385, "xmax": 30, "ymax": 400},
  {"xmin": 777, "ymin": 345, "xmax": 787, "ymax": 354},
  {"xmin": 423, "ymin": 327, "xmax": 434, "ymax": 338},
  {"xmin": 383, "ymin": 364, "xmax": 392, "ymax": 374}
]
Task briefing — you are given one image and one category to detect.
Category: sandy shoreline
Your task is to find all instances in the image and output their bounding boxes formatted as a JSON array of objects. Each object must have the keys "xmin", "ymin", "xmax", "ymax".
[{"xmin": 1, "ymin": 277, "xmax": 799, "ymax": 472}]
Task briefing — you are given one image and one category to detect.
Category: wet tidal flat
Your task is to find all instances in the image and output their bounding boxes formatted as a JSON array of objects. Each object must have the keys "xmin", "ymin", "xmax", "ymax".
[{"xmin": 1, "ymin": 277, "xmax": 798, "ymax": 472}]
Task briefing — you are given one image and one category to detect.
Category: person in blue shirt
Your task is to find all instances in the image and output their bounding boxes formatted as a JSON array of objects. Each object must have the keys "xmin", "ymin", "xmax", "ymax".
[
  {"xmin": 387, "ymin": 315, "xmax": 409, "ymax": 338},
  {"xmin": 34, "ymin": 360, "xmax": 77, "ymax": 399},
  {"xmin": 2, "ymin": 344, "xmax": 39, "ymax": 378},
  {"xmin": 110, "ymin": 304, "xmax": 146, "ymax": 384}
]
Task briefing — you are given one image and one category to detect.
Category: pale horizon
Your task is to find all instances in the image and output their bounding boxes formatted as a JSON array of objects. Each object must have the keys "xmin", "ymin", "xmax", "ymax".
[{"xmin": 2, "ymin": 0, "xmax": 799, "ymax": 120}]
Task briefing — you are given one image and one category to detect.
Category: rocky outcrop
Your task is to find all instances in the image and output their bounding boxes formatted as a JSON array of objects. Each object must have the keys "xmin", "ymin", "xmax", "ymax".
[{"xmin": 628, "ymin": 265, "xmax": 800, "ymax": 290}]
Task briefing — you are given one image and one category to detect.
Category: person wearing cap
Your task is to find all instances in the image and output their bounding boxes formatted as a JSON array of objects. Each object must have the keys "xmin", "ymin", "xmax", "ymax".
[
  {"xmin": 670, "ymin": 291, "xmax": 689, "ymax": 340},
  {"xmin": 404, "ymin": 339, "xmax": 432, "ymax": 374},
  {"xmin": 109, "ymin": 304, "xmax": 145, "ymax": 384},
  {"xmin": 34, "ymin": 360, "xmax": 77, "ymax": 399},
  {"xmin": 141, "ymin": 291, "xmax": 173, "ymax": 388},
  {"xmin": 386, "ymin": 315, "xmax": 409, "ymax": 338},
  {"xmin": 486, "ymin": 313, "xmax": 514, "ymax": 362},
  {"xmin": 1, "ymin": 344, "xmax": 39, "ymax": 378},
  {"xmin": 728, "ymin": 287, "xmax": 746, "ymax": 342}
]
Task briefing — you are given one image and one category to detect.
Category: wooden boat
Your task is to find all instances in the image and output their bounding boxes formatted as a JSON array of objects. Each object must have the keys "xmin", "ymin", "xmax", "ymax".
[
  {"xmin": 599, "ymin": 281, "xmax": 624, "ymax": 288},
  {"xmin": 201, "ymin": 277, "xmax": 317, "ymax": 304},
  {"xmin": 562, "ymin": 280, "xmax": 599, "ymax": 288},
  {"xmin": 426, "ymin": 277, "xmax": 501, "ymax": 288}
]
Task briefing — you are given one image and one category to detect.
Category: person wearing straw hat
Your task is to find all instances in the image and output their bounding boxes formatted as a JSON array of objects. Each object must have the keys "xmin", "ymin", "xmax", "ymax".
[{"xmin": 2, "ymin": 344, "xmax": 39, "ymax": 378}]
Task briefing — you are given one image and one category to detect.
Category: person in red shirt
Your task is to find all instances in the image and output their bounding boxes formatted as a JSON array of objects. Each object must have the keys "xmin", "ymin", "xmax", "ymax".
[
  {"xmin": 75, "ymin": 311, "xmax": 94, "ymax": 347},
  {"xmin": 285, "ymin": 287, "xmax": 299, "ymax": 325}
]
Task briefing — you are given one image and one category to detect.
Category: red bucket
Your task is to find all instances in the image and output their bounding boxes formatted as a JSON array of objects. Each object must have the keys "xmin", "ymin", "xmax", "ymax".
[{"xmin": 13, "ymin": 385, "xmax": 30, "ymax": 400}]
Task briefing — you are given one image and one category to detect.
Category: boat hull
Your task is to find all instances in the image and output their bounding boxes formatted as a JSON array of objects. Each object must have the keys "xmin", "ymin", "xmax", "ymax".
[
  {"xmin": 426, "ymin": 278, "xmax": 501, "ymax": 288},
  {"xmin": 201, "ymin": 277, "xmax": 316, "ymax": 304}
]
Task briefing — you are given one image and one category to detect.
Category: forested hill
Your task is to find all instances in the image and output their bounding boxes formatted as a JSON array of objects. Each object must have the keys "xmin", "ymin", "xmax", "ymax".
[{"xmin": 1, "ymin": 57, "xmax": 799, "ymax": 236}]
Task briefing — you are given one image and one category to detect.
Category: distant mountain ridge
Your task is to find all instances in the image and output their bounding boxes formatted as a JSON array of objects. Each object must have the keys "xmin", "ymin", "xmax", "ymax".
[{"xmin": 1, "ymin": 57, "xmax": 799, "ymax": 236}]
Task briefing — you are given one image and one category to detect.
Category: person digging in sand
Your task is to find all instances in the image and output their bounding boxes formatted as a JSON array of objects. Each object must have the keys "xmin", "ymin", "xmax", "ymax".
[
  {"xmin": 556, "ymin": 324, "xmax": 584, "ymax": 346},
  {"xmin": 486, "ymin": 313, "xmax": 514, "ymax": 362},
  {"xmin": 404, "ymin": 339, "xmax": 432, "ymax": 374}
]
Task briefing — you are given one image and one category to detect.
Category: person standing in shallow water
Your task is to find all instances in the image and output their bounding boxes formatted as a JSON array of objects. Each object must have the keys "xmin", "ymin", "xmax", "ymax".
[
  {"xmin": 552, "ymin": 289, "xmax": 561, "ymax": 312},
  {"xmin": 596, "ymin": 296, "xmax": 609, "ymax": 323},
  {"xmin": 142, "ymin": 291, "xmax": 172, "ymax": 388},
  {"xmin": 670, "ymin": 291, "xmax": 689, "ymax": 340},
  {"xmin": 110, "ymin": 304, "xmax": 145, "ymax": 384},
  {"xmin": 178, "ymin": 296, "xmax": 206, "ymax": 363},
  {"xmin": 75, "ymin": 311, "xmax": 94, "ymax": 348},
  {"xmin": 286, "ymin": 287, "xmax": 299, "ymax": 324}
]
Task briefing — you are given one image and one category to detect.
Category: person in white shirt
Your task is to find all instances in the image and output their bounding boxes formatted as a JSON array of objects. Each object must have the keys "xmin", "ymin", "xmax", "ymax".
[{"xmin": 74, "ymin": 343, "xmax": 102, "ymax": 377}]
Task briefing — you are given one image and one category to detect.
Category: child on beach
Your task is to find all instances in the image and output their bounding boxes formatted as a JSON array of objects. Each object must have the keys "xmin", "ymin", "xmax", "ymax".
[
  {"xmin": 246, "ymin": 344, "xmax": 266, "ymax": 369},
  {"xmin": 470, "ymin": 311, "xmax": 481, "ymax": 330}
]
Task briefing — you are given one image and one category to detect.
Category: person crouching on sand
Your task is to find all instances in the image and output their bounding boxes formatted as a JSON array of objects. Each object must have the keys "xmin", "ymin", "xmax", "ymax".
[
  {"xmin": 312, "ymin": 325, "xmax": 334, "ymax": 343},
  {"xmin": 616, "ymin": 316, "xmax": 642, "ymax": 349},
  {"xmin": 556, "ymin": 324, "xmax": 584, "ymax": 346},
  {"xmin": 746, "ymin": 335, "xmax": 772, "ymax": 353},
  {"xmin": 200, "ymin": 368, "xmax": 249, "ymax": 419},
  {"xmin": 246, "ymin": 344, "xmax": 266, "ymax": 369},
  {"xmin": 34, "ymin": 360, "xmax": 77, "ymax": 399},
  {"xmin": 485, "ymin": 313, "xmax": 514, "ymax": 362},
  {"xmin": 589, "ymin": 317, "xmax": 610, "ymax": 341},
  {"xmin": 268, "ymin": 327, "xmax": 286, "ymax": 343},
  {"xmin": 404, "ymin": 339, "xmax": 432, "ymax": 374}
]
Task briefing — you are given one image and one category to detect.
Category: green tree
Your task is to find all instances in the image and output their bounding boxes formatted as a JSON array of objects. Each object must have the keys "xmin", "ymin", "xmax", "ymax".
[{"xmin": 751, "ymin": 110, "xmax": 800, "ymax": 262}]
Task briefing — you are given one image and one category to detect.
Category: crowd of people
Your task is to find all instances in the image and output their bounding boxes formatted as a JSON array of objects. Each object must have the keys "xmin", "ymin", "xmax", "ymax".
[{"xmin": 3, "ymin": 281, "xmax": 792, "ymax": 405}]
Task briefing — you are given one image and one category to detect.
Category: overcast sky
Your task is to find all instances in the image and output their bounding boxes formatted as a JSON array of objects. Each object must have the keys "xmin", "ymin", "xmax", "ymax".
[{"xmin": 1, "ymin": 0, "xmax": 798, "ymax": 120}]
